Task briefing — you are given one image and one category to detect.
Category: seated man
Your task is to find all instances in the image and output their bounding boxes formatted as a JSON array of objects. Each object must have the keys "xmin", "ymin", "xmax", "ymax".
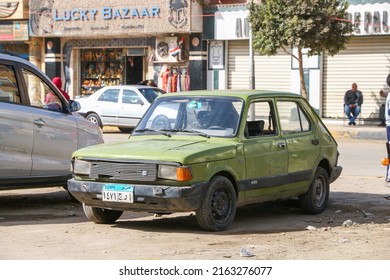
[{"xmin": 344, "ymin": 82, "xmax": 363, "ymax": 125}]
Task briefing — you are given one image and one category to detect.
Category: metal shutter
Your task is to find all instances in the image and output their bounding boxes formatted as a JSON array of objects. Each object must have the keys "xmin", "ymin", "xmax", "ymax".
[{"xmin": 323, "ymin": 36, "xmax": 390, "ymax": 119}]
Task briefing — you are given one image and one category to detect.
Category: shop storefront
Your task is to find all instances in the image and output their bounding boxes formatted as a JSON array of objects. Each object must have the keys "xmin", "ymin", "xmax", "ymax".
[
  {"xmin": 204, "ymin": 1, "xmax": 390, "ymax": 121},
  {"xmin": 323, "ymin": 2, "xmax": 390, "ymax": 119},
  {"xmin": 28, "ymin": 0, "xmax": 204, "ymax": 99},
  {"xmin": 0, "ymin": 0, "xmax": 29, "ymax": 58}
]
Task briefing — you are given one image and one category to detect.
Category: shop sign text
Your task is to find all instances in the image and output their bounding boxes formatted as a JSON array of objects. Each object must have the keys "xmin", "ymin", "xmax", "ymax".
[{"xmin": 53, "ymin": 6, "xmax": 160, "ymax": 21}]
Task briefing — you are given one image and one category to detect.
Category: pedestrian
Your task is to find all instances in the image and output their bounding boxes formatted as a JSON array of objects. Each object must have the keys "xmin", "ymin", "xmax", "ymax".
[
  {"xmin": 380, "ymin": 74, "xmax": 390, "ymax": 186},
  {"xmin": 344, "ymin": 82, "xmax": 363, "ymax": 125},
  {"xmin": 52, "ymin": 76, "xmax": 70, "ymax": 101}
]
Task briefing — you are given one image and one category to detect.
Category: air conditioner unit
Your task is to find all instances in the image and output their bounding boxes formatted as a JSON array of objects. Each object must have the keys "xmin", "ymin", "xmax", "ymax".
[{"xmin": 155, "ymin": 37, "xmax": 179, "ymax": 62}]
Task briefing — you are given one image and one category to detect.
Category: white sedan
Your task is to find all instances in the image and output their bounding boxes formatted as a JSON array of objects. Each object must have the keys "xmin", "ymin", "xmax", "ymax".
[{"xmin": 76, "ymin": 85, "xmax": 165, "ymax": 132}]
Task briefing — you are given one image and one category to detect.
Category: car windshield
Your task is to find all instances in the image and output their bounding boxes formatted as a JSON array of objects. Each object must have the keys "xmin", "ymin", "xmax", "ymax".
[
  {"xmin": 138, "ymin": 88, "xmax": 166, "ymax": 103},
  {"xmin": 134, "ymin": 96, "xmax": 244, "ymax": 137}
]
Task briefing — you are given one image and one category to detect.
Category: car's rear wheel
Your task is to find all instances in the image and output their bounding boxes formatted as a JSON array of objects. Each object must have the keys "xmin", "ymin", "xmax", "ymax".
[
  {"xmin": 299, "ymin": 167, "xmax": 329, "ymax": 214},
  {"xmin": 196, "ymin": 176, "xmax": 236, "ymax": 231},
  {"xmin": 86, "ymin": 113, "xmax": 102, "ymax": 128},
  {"xmin": 83, "ymin": 204, "xmax": 123, "ymax": 224}
]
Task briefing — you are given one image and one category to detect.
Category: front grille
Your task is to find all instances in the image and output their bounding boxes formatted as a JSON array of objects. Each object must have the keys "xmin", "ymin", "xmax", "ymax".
[{"xmin": 89, "ymin": 161, "xmax": 157, "ymax": 181}]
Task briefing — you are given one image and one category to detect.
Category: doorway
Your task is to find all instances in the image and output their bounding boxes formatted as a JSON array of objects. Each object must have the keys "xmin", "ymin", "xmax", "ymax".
[{"xmin": 126, "ymin": 56, "xmax": 143, "ymax": 85}]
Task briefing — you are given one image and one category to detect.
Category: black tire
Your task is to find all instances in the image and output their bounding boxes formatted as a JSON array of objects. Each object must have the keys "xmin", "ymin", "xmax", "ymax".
[
  {"xmin": 86, "ymin": 113, "xmax": 102, "ymax": 128},
  {"xmin": 151, "ymin": 115, "xmax": 170, "ymax": 130},
  {"xmin": 196, "ymin": 176, "xmax": 236, "ymax": 231},
  {"xmin": 299, "ymin": 167, "xmax": 329, "ymax": 214},
  {"xmin": 82, "ymin": 204, "xmax": 123, "ymax": 224}
]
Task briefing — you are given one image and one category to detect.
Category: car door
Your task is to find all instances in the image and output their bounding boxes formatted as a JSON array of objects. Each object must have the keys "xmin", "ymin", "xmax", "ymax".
[
  {"xmin": 94, "ymin": 88, "xmax": 120, "ymax": 126},
  {"xmin": 242, "ymin": 100, "xmax": 289, "ymax": 203},
  {"xmin": 0, "ymin": 63, "xmax": 33, "ymax": 178},
  {"xmin": 117, "ymin": 89, "xmax": 148, "ymax": 127},
  {"xmin": 20, "ymin": 66, "xmax": 78, "ymax": 176},
  {"xmin": 276, "ymin": 99, "xmax": 321, "ymax": 189}
]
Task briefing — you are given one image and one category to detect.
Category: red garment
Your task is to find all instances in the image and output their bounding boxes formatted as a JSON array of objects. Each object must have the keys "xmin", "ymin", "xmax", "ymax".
[
  {"xmin": 160, "ymin": 69, "xmax": 170, "ymax": 92},
  {"xmin": 171, "ymin": 72, "xmax": 178, "ymax": 92},
  {"xmin": 52, "ymin": 77, "xmax": 70, "ymax": 101}
]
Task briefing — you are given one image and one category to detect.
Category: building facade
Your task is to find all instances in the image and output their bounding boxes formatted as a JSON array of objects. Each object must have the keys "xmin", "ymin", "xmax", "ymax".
[
  {"xmin": 204, "ymin": 0, "xmax": 390, "ymax": 120},
  {"xmin": 25, "ymin": 0, "xmax": 206, "ymax": 98},
  {"xmin": 1, "ymin": 0, "xmax": 389, "ymax": 121},
  {"xmin": 0, "ymin": 0, "xmax": 29, "ymax": 58}
]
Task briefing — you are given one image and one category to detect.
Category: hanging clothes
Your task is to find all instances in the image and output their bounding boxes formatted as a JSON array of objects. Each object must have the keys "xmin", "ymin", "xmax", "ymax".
[
  {"xmin": 171, "ymin": 70, "xmax": 178, "ymax": 92},
  {"xmin": 177, "ymin": 68, "xmax": 181, "ymax": 92},
  {"xmin": 167, "ymin": 68, "xmax": 172, "ymax": 93},
  {"xmin": 160, "ymin": 67, "xmax": 170, "ymax": 92},
  {"xmin": 185, "ymin": 67, "xmax": 190, "ymax": 91}
]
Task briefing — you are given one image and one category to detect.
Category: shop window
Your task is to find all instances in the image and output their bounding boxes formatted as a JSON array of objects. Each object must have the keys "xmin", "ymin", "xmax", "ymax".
[{"xmin": 80, "ymin": 48, "xmax": 125, "ymax": 96}]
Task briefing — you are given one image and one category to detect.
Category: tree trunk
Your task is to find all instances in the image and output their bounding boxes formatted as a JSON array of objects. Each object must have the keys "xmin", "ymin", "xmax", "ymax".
[{"xmin": 298, "ymin": 47, "xmax": 308, "ymax": 99}]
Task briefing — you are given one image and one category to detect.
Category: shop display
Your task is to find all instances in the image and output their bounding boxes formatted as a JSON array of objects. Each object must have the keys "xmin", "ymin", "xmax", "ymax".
[{"xmin": 80, "ymin": 48, "xmax": 125, "ymax": 95}]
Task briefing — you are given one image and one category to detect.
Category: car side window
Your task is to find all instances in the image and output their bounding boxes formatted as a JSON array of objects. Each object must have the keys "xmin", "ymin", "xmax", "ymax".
[
  {"xmin": 122, "ymin": 89, "xmax": 141, "ymax": 104},
  {"xmin": 277, "ymin": 100, "xmax": 310, "ymax": 134},
  {"xmin": 0, "ymin": 64, "xmax": 21, "ymax": 104},
  {"xmin": 245, "ymin": 101, "xmax": 277, "ymax": 138},
  {"xmin": 22, "ymin": 68, "xmax": 63, "ymax": 111},
  {"xmin": 138, "ymin": 88, "xmax": 158, "ymax": 103},
  {"xmin": 98, "ymin": 89, "xmax": 119, "ymax": 103}
]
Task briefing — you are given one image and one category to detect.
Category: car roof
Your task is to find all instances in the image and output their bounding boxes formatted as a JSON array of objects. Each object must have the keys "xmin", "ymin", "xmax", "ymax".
[
  {"xmin": 96, "ymin": 85, "xmax": 159, "ymax": 89},
  {"xmin": 0, "ymin": 52, "xmax": 32, "ymax": 65},
  {"xmin": 156, "ymin": 89, "xmax": 302, "ymax": 101}
]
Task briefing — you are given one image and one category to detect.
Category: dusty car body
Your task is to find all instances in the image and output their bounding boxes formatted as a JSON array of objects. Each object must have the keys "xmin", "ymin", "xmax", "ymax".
[
  {"xmin": 68, "ymin": 90, "xmax": 342, "ymax": 231},
  {"xmin": 0, "ymin": 53, "xmax": 104, "ymax": 191}
]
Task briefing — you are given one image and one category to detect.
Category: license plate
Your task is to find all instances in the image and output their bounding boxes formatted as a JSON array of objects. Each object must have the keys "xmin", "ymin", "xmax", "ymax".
[{"xmin": 102, "ymin": 184, "xmax": 134, "ymax": 203}]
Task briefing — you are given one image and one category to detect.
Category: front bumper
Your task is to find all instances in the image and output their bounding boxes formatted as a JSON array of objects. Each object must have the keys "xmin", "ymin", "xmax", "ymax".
[{"xmin": 67, "ymin": 179, "xmax": 206, "ymax": 212}]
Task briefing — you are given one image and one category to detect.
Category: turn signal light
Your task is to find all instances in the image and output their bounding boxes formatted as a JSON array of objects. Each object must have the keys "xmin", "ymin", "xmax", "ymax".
[
  {"xmin": 177, "ymin": 166, "xmax": 193, "ymax": 181},
  {"xmin": 381, "ymin": 157, "xmax": 390, "ymax": 166}
]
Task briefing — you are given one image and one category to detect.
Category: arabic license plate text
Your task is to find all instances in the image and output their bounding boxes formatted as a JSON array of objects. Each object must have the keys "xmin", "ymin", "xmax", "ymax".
[{"xmin": 102, "ymin": 184, "xmax": 134, "ymax": 203}]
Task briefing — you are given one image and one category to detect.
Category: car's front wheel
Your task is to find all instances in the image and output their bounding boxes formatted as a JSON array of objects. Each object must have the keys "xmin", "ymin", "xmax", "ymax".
[
  {"xmin": 83, "ymin": 204, "xmax": 123, "ymax": 224},
  {"xmin": 86, "ymin": 113, "xmax": 102, "ymax": 128},
  {"xmin": 299, "ymin": 167, "xmax": 329, "ymax": 214},
  {"xmin": 196, "ymin": 176, "xmax": 236, "ymax": 231}
]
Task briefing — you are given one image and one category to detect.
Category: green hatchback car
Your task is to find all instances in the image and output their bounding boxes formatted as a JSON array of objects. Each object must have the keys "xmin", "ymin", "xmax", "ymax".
[{"xmin": 68, "ymin": 90, "xmax": 342, "ymax": 231}]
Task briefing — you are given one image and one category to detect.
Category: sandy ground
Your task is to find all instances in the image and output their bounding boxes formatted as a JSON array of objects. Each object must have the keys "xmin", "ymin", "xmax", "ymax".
[{"xmin": 1, "ymin": 174, "xmax": 390, "ymax": 260}]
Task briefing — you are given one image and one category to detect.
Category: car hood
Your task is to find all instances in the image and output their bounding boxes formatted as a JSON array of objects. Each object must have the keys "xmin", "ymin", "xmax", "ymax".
[{"xmin": 73, "ymin": 137, "xmax": 238, "ymax": 164}]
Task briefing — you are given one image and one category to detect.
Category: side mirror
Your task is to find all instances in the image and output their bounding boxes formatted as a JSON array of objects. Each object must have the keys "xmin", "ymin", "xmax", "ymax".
[
  {"xmin": 137, "ymin": 99, "xmax": 144, "ymax": 105},
  {"xmin": 69, "ymin": 100, "xmax": 81, "ymax": 112}
]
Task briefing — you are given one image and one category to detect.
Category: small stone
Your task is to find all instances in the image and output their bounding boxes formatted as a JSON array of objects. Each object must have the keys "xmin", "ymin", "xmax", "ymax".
[
  {"xmin": 240, "ymin": 247, "xmax": 255, "ymax": 257},
  {"xmin": 342, "ymin": 219, "xmax": 353, "ymax": 227},
  {"xmin": 306, "ymin": 225, "xmax": 317, "ymax": 231},
  {"xmin": 339, "ymin": 237, "xmax": 351, "ymax": 243}
]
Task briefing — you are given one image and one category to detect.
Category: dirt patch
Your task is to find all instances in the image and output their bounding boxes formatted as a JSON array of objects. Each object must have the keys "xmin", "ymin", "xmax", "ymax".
[{"xmin": 1, "ymin": 176, "xmax": 390, "ymax": 260}]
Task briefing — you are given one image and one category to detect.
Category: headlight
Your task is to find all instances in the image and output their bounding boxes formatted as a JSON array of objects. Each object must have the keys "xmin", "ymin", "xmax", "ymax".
[
  {"xmin": 158, "ymin": 165, "xmax": 193, "ymax": 181},
  {"xmin": 73, "ymin": 159, "xmax": 91, "ymax": 175}
]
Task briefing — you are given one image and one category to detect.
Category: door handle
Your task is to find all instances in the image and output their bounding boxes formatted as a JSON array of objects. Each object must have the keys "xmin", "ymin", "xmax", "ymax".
[
  {"xmin": 278, "ymin": 142, "xmax": 286, "ymax": 149},
  {"xmin": 34, "ymin": 118, "xmax": 46, "ymax": 127},
  {"xmin": 311, "ymin": 139, "xmax": 319, "ymax": 146}
]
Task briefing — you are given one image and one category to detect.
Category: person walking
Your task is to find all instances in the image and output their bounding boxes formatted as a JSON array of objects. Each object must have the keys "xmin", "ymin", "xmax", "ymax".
[{"xmin": 344, "ymin": 82, "xmax": 363, "ymax": 125}]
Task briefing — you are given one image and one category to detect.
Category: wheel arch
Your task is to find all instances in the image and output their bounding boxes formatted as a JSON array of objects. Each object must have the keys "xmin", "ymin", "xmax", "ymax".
[
  {"xmin": 210, "ymin": 171, "xmax": 239, "ymax": 198},
  {"xmin": 317, "ymin": 158, "xmax": 332, "ymax": 179}
]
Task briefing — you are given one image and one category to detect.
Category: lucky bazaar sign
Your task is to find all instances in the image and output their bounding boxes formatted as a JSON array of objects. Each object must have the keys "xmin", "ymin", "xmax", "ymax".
[
  {"xmin": 52, "ymin": 7, "xmax": 160, "ymax": 21},
  {"xmin": 29, "ymin": 1, "xmax": 194, "ymax": 36}
]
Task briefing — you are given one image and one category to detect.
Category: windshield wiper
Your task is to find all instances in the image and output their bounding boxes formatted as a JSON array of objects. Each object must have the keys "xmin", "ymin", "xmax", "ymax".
[
  {"xmin": 170, "ymin": 129, "xmax": 210, "ymax": 138},
  {"xmin": 134, "ymin": 128, "xmax": 171, "ymax": 137}
]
